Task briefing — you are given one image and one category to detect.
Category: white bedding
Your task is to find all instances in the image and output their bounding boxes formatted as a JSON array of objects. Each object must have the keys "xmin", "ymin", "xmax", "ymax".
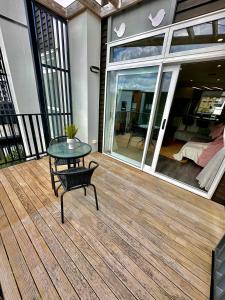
[{"xmin": 173, "ymin": 141, "xmax": 209, "ymax": 164}]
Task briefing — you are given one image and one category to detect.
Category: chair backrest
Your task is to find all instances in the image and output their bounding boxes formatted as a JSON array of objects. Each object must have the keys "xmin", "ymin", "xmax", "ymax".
[
  {"xmin": 56, "ymin": 161, "xmax": 99, "ymax": 189},
  {"xmin": 49, "ymin": 135, "xmax": 81, "ymax": 146}
]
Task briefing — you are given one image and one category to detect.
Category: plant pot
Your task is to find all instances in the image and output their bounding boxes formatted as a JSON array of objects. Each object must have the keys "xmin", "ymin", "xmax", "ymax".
[{"xmin": 67, "ymin": 138, "xmax": 75, "ymax": 149}]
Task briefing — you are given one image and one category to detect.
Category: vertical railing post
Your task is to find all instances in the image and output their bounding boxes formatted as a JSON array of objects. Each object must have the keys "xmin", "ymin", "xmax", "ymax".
[{"xmin": 28, "ymin": 114, "xmax": 40, "ymax": 159}]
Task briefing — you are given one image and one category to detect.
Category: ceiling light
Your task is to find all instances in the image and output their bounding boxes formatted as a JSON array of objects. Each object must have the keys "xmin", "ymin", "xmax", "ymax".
[
  {"xmin": 212, "ymin": 87, "xmax": 223, "ymax": 90},
  {"xmin": 202, "ymin": 86, "xmax": 213, "ymax": 90},
  {"xmin": 192, "ymin": 87, "xmax": 202, "ymax": 90},
  {"xmin": 217, "ymin": 64, "xmax": 222, "ymax": 68},
  {"xmin": 54, "ymin": 0, "xmax": 74, "ymax": 8},
  {"xmin": 217, "ymin": 38, "xmax": 223, "ymax": 42}
]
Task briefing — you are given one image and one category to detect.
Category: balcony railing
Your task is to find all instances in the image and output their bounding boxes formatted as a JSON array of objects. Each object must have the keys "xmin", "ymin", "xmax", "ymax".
[{"xmin": 0, "ymin": 113, "xmax": 70, "ymax": 168}]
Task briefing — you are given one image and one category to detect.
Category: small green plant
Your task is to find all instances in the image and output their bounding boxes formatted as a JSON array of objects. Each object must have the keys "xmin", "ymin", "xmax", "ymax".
[{"xmin": 65, "ymin": 124, "xmax": 78, "ymax": 139}]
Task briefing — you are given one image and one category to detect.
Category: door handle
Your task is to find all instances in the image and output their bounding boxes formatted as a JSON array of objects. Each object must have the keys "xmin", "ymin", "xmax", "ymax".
[{"xmin": 161, "ymin": 119, "xmax": 166, "ymax": 130}]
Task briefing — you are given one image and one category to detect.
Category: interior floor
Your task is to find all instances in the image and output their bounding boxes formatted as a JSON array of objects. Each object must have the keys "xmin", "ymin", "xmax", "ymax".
[
  {"xmin": 112, "ymin": 134, "xmax": 204, "ymax": 189},
  {"xmin": 156, "ymin": 156, "xmax": 203, "ymax": 189}
]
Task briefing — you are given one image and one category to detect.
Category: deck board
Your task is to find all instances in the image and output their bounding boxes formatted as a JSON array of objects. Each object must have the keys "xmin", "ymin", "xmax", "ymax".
[{"xmin": 0, "ymin": 153, "xmax": 224, "ymax": 300}]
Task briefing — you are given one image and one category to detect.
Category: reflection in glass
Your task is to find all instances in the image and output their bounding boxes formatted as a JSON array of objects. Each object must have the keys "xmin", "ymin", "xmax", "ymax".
[
  {"xmin": 110, "ymin": 34, "xmax": 164, "ymax": 62},
  {"xmin": 145, "ymin": 72, "xmax": 172, "ymax": 166},
  {"xmin": 170, "ymin": 18, "xmax": 225, "ymax": 53},
  {"xmin": 104, "ymin": 67, "xmax": 159, "ymax": 167},
  {"xmin": 218, "ymin": 19, "xmax": 225, "ymax": 34}
]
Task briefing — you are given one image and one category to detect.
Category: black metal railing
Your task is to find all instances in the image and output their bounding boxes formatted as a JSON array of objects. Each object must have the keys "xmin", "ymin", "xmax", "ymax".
[{"xmin": 0, "ymin": 112, "xmax": 70, "ymax": 168}]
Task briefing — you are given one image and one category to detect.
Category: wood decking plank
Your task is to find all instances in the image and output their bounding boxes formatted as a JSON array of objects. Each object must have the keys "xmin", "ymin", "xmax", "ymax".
[
  {"xmin": 0, "ymin": 171, "xmax": 79, "ymax": 300},
  {"xmin": 0, "ymin": 153, "xmax": 224, "ymax": 300},
  {"xmin": 23, "ymin": 160, "xmax": 206, "ymax": 299},
  {"xmin": 9, "ymin": 166, "xmax": 117, "ymax": 300},
  {"xmin": 17, "ymin": 163, "xmax": 137, "ymax": 300},
  {"xmin": 35, "ymin": 158, "xmax": 212, "ymax": 273},
  {"xmin": 0, "ymin": 235, "xmax": 21, "ymax": 300},
  {"xmin": 0, "ymin": 202, "xmax": 40, "ymax": 300},
  {"xmin": 0, "ymin": 183, "xmax": 60, "ymax": 300},
  {"xmin": 3, "ymin": 168, "xmax": 98, "ymax": 300},
  {"xmin": 66, "ymin": 194, "xmax": 208, "ymax": 299}
]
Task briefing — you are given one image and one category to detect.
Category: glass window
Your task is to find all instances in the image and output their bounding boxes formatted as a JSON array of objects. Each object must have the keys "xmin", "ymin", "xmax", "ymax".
[
  {"xmin": 170, "ymin": 18, "xmax": 225, "ymax": 53},
  {"xmin": 104, "ymin": 66, "xmax": 159, "ymax": 167},
  {"xmin": 110, "ymin": 34, "xmax": 165, "ymax": 62}
]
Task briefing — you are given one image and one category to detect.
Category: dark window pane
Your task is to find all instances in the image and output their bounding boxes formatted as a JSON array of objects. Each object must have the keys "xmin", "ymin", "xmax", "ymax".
[
  {"xmin": 110, "ymin": 34, "xmax": 165, "ymax": 62},
  {"xmin": 170, "ymin": 18, "xmax": 225, "ymax": 53}
]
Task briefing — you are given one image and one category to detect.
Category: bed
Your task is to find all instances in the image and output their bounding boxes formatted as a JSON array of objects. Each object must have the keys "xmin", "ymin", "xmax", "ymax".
[{"xmin": 173, "ymin": 124, "xmax": 225, "ymax": 167}]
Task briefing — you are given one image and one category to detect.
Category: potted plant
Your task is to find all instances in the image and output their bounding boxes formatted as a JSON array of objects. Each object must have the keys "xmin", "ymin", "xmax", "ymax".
[{"xmin": 65, "ymin": 124, "xmax": 78, "ymax": 149}]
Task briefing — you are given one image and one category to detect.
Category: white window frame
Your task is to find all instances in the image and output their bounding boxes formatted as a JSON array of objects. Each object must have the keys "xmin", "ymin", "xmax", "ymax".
[
  {"xmin": 165, "ymin": 9, "xmax": 225, "ymax": 58},
  {"xmin": 107, "ymin": 27, "xmax": 170, "ymax": 67}
]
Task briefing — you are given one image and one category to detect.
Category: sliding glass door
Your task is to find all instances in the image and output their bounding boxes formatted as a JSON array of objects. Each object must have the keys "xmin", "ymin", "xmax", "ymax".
[
  {"xmin": 104, "ymin": 66, "xmax": 160, "ymax": 167},
  {"xmin": 104, "ymin": 65, "xmax": 180, "ymax": 170},
  {"xmin": 143, "ymin": 66, "xmax": 180, "ymax": 172}
]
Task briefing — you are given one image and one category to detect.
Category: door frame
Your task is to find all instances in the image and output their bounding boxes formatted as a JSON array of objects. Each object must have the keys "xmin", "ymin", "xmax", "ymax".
[
  {"xmin": 104, "ymin": 63, "xmax": 163, "ymax": 167},
  {"xmin": 141, "ymin": 65, "xmax": 180, "ymax": 172}
]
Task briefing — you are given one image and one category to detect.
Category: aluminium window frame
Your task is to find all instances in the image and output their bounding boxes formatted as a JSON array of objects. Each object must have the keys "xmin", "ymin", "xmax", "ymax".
[
  {"xmin": 107, "ymin": 27, "xmax": 170, "ymax": 67},
  {"xmin": 165, "ymin": 9, "xmax": 225, "ymax": 58}
]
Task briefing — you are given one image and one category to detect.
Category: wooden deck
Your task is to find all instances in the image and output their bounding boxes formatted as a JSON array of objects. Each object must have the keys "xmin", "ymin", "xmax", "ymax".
[{"xmin": 0, "ymin": 153, "xmax": 224, "ymax": 300}]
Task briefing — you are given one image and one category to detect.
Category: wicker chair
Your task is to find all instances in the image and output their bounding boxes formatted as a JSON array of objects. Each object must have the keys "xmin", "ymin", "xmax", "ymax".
[
  {"xmin": 49, "ymin": 136, "xmax": 83, "ymax": 193},
  {"xmin": 53, "ymin": 161, "xmax": 99, "ymax": 223}
]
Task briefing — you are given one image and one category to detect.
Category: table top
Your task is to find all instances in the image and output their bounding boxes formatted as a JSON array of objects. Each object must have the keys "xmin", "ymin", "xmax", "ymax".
[{"xmin": 47, "ymin": 141, "xmax": 92, "ymax": 159}]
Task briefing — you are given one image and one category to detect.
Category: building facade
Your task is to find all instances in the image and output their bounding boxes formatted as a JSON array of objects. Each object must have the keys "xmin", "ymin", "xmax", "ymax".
[{"xmin": 99, "ymin": 0, "xmax": 225, "ymax": 203}]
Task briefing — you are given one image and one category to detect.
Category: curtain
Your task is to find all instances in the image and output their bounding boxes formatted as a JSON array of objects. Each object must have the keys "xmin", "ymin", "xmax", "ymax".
[{"xmin": 196, "ymin": 129, "xmax": 225, "ymax": 191}]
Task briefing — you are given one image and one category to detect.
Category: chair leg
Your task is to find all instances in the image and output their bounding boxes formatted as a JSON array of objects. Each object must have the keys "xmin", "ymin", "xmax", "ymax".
[
  {"xmin": 127, "ymin": 133, "xmax": 132, "ymax": 148},
  {"xmin": 56, "ymin": 183, "xmax": 62, "ymax": 197},
  {"xmin": 83, "ymin": 186, "xmax": 87, "ymax": 196},
  {"xmin": 60, "ymin": 192, "xmax": 65, "ymax": 224},
  {"xmin": 91, "ymin": 184, "xmax": 99, "ymax": 210},
  {"xmin": 50, "ymin": 172, "xmax": 55, "ymax": 190},
  {"xmin": 51, "ymin": 173, "xmax": 57, "ymax": 196}
]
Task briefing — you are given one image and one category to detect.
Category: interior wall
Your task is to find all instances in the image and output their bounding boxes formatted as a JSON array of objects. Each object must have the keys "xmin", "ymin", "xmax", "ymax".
[
  {"xmin": 0, "ymin": 0, "xmax": 40, "ymax": 114},
  {"xmin": 69, "ymin": 10, "xmax": 101, "ymax": 152}
]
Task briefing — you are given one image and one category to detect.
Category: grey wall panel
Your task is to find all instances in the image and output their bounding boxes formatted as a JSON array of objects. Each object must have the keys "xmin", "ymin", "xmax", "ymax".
[{"xmin": 109, "ymin": 0, "xmax": 177, "ymax": 41}]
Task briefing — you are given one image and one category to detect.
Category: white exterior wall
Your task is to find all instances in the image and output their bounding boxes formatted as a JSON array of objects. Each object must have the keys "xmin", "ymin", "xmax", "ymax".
[
  {"xmin": 87, "ymin": 11, "xmax": 101, "ymax": 152},
  {"xmin": 69, "ymin": 11, "xmax": 101, "ymax": 152},
  {"xmin": 0, "ymin": 0, "xmax": 40, "ymax": 114}
]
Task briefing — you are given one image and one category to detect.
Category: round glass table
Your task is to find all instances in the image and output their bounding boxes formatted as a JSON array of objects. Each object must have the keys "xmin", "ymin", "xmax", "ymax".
[{"xmin": 47, "ymin": 141, "xmax": 92, "ymax": 165}]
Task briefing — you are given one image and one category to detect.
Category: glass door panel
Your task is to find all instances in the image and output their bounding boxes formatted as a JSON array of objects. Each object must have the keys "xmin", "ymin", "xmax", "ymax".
[
  {"xmin": 144, "ymin": 72, "xmax": 172, "ymax": 167},
  {"xmin": 104, "ymin": 66, "xmax": 159, "ymax": 167},
  {"xmin": 143, "ymin": 65, "xmax": 180, "ymax": 172}
]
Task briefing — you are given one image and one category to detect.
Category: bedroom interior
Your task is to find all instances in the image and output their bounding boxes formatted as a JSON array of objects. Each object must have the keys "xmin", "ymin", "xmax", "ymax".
[{"xmin": 155, "ymin": 59, "xmax": 225, "ymax": 190}]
